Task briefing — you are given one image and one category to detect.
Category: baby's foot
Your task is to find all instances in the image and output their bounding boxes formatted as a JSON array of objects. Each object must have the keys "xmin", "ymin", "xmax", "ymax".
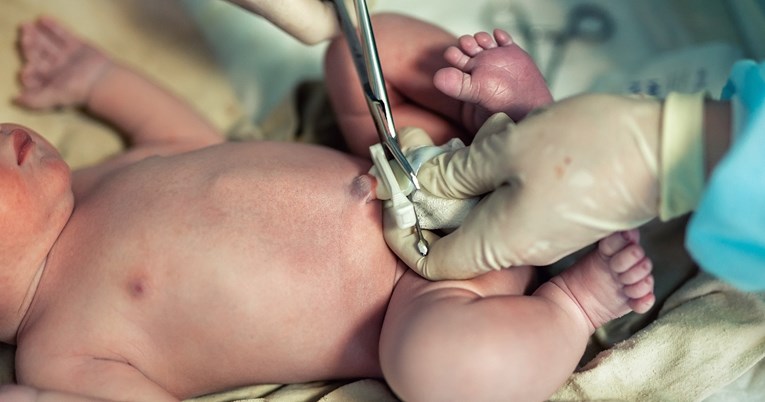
[
  {"xmin": 433, "ymin": 29, "xmax": 552, "ymax": 131},
  {"xmin": 541, "ymin": 230, "xmax": 655, "ymax": 333},
  {"xmin": 15, "ymin": 16, "xmax": 111, "ymax": 109}
]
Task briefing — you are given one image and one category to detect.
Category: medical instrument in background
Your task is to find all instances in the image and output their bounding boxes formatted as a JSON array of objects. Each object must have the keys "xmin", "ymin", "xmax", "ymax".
[
  {"xmin": 544, "ymin": 4, "xmax": 614, "ymax": 83},
  {"xmin": 483, "ymin": 2, "xmax": 614, "ymax": 86},
  {"xmin": 332, "ymin": 0, "xmax": 429, "ymax": 256}
]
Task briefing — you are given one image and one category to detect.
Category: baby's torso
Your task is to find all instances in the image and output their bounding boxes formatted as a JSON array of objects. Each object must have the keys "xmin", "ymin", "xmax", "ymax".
[{"xmin": 18, "ymin": 142, "xmax": 403, "ymax": 397}]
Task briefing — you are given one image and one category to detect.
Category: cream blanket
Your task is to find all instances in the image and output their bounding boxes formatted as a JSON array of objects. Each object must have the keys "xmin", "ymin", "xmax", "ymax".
[{"xmin": 2, "ymin": 1, "xmax": 764, "ymax": 401}]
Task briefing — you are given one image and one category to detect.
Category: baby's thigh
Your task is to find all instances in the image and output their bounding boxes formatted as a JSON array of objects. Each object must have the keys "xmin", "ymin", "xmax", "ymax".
[
  {"xmin": 379, "ymin": 266, "xmax": 534, "ymax": 399},
  {"xmin": 396, "ymin": 264, "xmax": 534, "ymax": 301},
  {"xmin": 383, "ymin": 265, "xmax": 534, "ymax": 343}
]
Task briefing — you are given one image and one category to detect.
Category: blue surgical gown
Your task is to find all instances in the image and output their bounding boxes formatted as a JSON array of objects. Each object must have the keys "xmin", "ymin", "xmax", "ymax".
[{"xmin": 686, "ymin": 60, "xmax": 765, "ymax": 291}]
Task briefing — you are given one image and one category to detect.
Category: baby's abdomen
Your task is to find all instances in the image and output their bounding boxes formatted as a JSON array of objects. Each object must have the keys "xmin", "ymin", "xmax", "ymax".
[{"xmin": 117, "ymin": 142, "xmax": 401, "ymax": 395}]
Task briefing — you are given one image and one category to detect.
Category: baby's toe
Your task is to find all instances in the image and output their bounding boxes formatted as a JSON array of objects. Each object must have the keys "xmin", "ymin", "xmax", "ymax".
[
  {"xmin": 623, "ymin": 275, "xmax": 654, "ymax": 299},
  {"xmin": 443, "ymin": 46, "xmax": 470, "ymax": 70},
  {"xmin": 458, "ymin": 34, "xmax": 482, "ymax": 56},
  {"xmin": 598, "ymin": 230, "xmax": 635, "ymax": 258},
  {"xmin": 493, "ymin": 29, "xmax": 514, "ymax": 46},
  {"xmin": 433, "ymin": 67, "xmax": 472, "ymax": 101},
  {"xmin": 474, "ymin": 31, "xmax": 496, "ymax": 49},
  {"xmin": 608, "ymin": 243, "xmax": 646, "ymax": 274},
  {"xmin": 617, "ymin": 257, "xmax": 652, "ymax": 285},
  {"xmin": 628, "ymin": 292, "xmax": 656, "ymax": 314}
]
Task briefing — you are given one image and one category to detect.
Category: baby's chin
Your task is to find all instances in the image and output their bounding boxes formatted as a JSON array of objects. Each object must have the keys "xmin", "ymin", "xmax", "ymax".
[{"xmin": 351, "ymin": 174, "xmax": 378, "ymax": 204}]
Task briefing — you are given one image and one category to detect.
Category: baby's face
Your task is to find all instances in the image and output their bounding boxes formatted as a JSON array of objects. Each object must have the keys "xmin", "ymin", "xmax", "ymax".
[{"xmin": 0, "ymin": 123, "xmax": 73, "ymax": 262}]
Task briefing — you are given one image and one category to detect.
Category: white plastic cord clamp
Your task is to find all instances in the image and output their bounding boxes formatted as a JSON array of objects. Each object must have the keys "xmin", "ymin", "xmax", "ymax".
[{"xmin": 369, "ymin": 143, "xmax": 416, "ymax": 229}]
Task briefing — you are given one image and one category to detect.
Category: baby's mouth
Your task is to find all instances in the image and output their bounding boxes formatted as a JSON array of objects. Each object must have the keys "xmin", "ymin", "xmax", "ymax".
[{"xmin": 12, "ymin": 129, "xmax": 34, "ymax": 165}]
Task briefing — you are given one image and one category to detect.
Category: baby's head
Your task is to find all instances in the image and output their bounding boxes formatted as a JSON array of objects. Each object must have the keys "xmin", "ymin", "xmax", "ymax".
[{"xmin": 0, "ymin": 123, "xmax": 73, "ymax": 343}]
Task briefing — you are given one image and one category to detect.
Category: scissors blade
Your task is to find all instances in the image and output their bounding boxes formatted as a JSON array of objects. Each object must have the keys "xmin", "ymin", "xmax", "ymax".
[
  {"xmin": 332, "ymin": 0, "xmax": 421, "ymax": 191},
  {"xmin": 333, "ymin": 0, "xmax": 429, "ymax": 255}
]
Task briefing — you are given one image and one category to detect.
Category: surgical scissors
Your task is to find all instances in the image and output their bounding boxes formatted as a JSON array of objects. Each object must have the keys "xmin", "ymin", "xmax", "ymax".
[{"xmin": 332, "ymin": 0, "xmax": 430, "ymax": 255}]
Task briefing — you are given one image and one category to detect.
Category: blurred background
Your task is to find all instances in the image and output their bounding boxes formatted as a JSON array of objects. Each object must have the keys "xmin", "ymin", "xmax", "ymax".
[{"xmin": 182, "ymin": 0, "xmax": 765, "ymax": 123}]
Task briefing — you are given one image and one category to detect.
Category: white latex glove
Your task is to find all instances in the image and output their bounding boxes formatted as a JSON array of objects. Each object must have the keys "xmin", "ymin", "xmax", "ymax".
[
  {"xmin": 225, "ymin": 0, "xmax": 347, "ymax": 45},
  {"xmin": 385, "ymin": 92, "xmax": 705, "ymax": 280}
]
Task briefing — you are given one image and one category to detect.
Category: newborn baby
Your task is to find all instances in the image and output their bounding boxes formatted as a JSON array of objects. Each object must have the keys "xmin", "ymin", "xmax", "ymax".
[{"xmin": 0, "ymin": 14, "xmax": 654, "ymax": 402}]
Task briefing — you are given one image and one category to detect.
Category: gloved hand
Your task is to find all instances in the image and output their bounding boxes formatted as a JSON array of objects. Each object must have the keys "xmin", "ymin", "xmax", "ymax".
[
  {"xmin": 225, "ymin": 0, "xmax": 347, "ymax": 45},
  {"xmin": 385, "ymin": 92, "xmax": 706, "ymax": 280}
]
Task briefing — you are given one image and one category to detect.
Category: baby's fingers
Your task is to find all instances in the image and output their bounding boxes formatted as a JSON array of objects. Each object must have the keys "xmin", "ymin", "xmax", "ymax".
[{"xmin": 14, "ymin": 87, "xmax": 61, "ymax": 110}]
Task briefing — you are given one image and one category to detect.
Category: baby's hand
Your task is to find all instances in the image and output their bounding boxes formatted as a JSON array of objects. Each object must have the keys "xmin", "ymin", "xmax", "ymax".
[{"xmin": 15, "ymin": 16, "xmax": 111, "ymax": 110}]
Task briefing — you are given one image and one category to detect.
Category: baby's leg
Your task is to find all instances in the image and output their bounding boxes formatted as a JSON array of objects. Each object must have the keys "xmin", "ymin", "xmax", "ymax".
[
  {"xmin": 325, "ymin": 14, "xmax": 551, "ymax": 158},
  {"xmin": 380, "ymin": 230, "xmax": 653, "ymax": 402},
  {"xmin": 536, "ymin": 229, "xmax": 655, "ymax": 332},
  {"xmin": 325, "ymin": 13, "xmax": 465, "ymax": 157},
  {"xmin": 15, "ymin": 16, "xmax": 111, "ymax": 109},
  {"xmin": 434, "ymin": 29, "xmax": 553, "ymax": 131}
]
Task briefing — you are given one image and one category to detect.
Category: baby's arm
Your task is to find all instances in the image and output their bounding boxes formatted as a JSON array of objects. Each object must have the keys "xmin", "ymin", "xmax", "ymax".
[
  {"xmin": 16, "ymin": 16, "xmax": 222, "ymax": 152},
  {"xmin": 16, "ymin": 16, "xmax": 223, "ymax": 193},
  {"xmin": 83, "ymin": 55, "xmax": 222, "ymax": 153},
  {"xmin": 16, "ymin": 17, "xmax": 222, "ymax": 150}
]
